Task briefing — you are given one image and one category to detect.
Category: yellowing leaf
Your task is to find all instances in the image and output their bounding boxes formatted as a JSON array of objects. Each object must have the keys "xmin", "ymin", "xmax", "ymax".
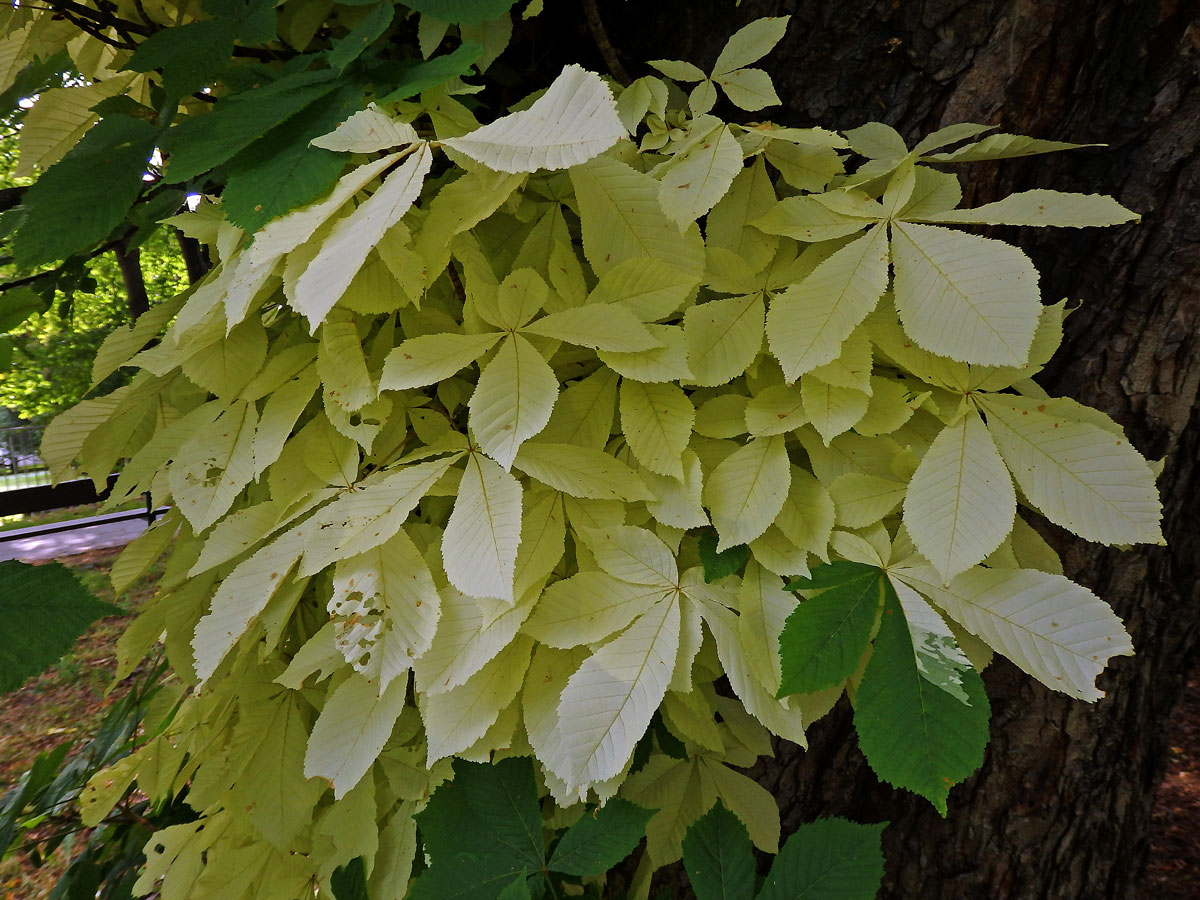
[
  {"xmin": 16, "ymin": 76, "xmax": 133, "ymax": 175},
  {"xmin": 829, "ymin": 472, "xmax": 906, "ymax": 529},
  {"xmin": 380, "ymin": 331, "xmax": 502, "ymax": 390},
  {"xmin": 442, "ymin": 452, "xmax": 523, "ymax": 602},
  {"xmin": 555, "ymin": 596, "xmax": 680, "ymax": 787},
  {"xmin": 515, "ymin": 442, "xmax": 650, "ymax": 501},
  {"xmin": 753, "ymin": 195, "xmax": 875, "ymax": 243},
  {"xmin": 569, "ymin": 154, "xmax": 706, "ymax": 280},
  {"xmin": 914, "ymin": 189, "xmax": 1139, "ymax": 228},
  {"xmin": 469, "ymin": 333, "xmax": 558, "ymax": 469},
  {"xmin": 318, "ymin": 310, "xmax": 375, "ymax": 411},
  {"xmin": 169, "ymin": 401, "xmax": 258, "ymax": 532},
  {"xmin": 711, "ymin": 15, "xmax": 790, "ymax": 76},
  {"xmin": 538, "ymin": 367, "xmax": 618, "ymax": 448},
  {"xmin": 589, "ymin": 257, "xmax": 700, "ymax": 321},
  {"xmin": 523, "ymin": 572, "xmax": 667, "ymax": 648},
  {"xmin": 584, "ymin": 525, "xmax": 679, "ymax": 588},
  {"xmin": 657, "ymin": 123, "xmax": 744, "ymax": 227},
  {"xmin": 443, "ymin": 64, "xmax": 624, "ymax": 172},
  {"xmin": 304, "ymin": 673, "xmax": 409, "ymax": 797},
  {"xmin": 683, "ymin": 293, "xmax": 764, "ymax": 387},
  {"xmin": 799, "ymin": 377, "xmax": 870, "ymax": 445},
  {"xmin": 706, "ymin": 157, "xmax": 779, "ymax": 273},
  {"xmin": 890, "ymin": 221, "xmax": 1041, "ymax": 366},
  {"xmin": 600, "ymin": 325, "xmax": 693, "ymax": 383},
  {"xmin": 523, "ymin": 304, "xmax": 662, "ymax": 352},
  {"xmin": 643, "ymin": 451, "xmax": 710, "ymax": 530},
  {"xmin": 620, "ymin": 379, "xmax": 694, "ymax": 479},
  {"xmin": 703, "ymin": 435, "xmax": 790, "ymax": 551},
  {"xmin": 714, "ymin": 67, "xmax": 780, "ymax": 111},
  {"xmin": 414, "ymin": 584, "xmax": 533, "ymax": 694},
  {"xmin": 979, "ymin": 395, "xmax": 1162, "ymax": 545},
  {"xmin": 775, "ymin": 466, "xmax": 835, "ymax": 558},
  {"xmin": 903, "ymin": 412, "xmax": 1016, "ymax": 582},
  {"xmin": 293, "ymin": 144, "xmax": 433, "ymax": 329},
  {"xmin": 766, "ymin": 225, "xmax": 889, "ymax": 381}
]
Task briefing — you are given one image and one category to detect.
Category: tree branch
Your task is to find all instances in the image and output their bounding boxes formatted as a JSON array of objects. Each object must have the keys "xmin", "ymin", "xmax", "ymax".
[
  {"xmin": 175, "ymin": 228, "xmax": 210, "ymax": 284},
  {"xmin": 582, "ymin": 0, "xmax": 631, "ymax": 86},
  {"xmin": 115, "ymin": 238, "xmax": 149, "ymax": 319}
]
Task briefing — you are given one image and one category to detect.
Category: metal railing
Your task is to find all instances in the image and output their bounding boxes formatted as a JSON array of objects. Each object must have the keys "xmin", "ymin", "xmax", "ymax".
[{"xmin": 0, "ymin": 424, "xmax": 49, "ymax": 491}]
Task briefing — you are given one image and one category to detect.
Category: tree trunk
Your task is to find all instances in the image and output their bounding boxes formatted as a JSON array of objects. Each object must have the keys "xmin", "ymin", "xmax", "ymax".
[{"xmin": 538, "ymin": 1, "xmax": 1200, "ymax": 897}]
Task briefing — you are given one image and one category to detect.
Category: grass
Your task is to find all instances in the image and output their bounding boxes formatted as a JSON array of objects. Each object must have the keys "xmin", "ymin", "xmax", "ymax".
[
  {"xmin": 0, "ymin": 542, "xmax": 167, "ymax": 898},
  {"xmin": 0, "ymin": 470, "xmax": 50, "ymax": 492}
]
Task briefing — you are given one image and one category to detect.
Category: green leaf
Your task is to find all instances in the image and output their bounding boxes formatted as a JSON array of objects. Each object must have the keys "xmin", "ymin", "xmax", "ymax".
[
  {"xmin": 329, "ymin": 1, "xmax": 395, "ymax": 72},
  {"xmin": 853, "ymin": 581, "xmax": 990, "ymax": 813},
  {"xmin": 698, "ymin": 529, "xmax": 749, "ymax": 583},
  {"xmin": 922, "ymin": 133, "xmax": 1096, "ymax": 162},
  {"xmin": 418, "ymin": 757, "xmax": 543, "ymax": 871},
  {"xmin": 497, "ymin": 873, "xmax": 532, "ymax": 900},
  {"xmin": 160, "ymin": 69, "xmax": 339, "ymax": 182},
  {"xmin": 12, "ymin": 115, "xmax": 159, "ymax": 266},
  {"xmin": 0, "ymin": 561, "xmax": 120, "ymax": 694},
  {"xmin": 403, "ymin": 0, "xmax": 517, "ymax": 25},
  {"xmin": 126, "ymin": 18, "xmax": 236, "ymax": 99},
  {"xmin": 681, "ymin": 800, "xmax": 755, "ymax": 900},
  {"xmin": 757, "ymin": 818, "xmax": 886, "ymax": 900},
  {"xmin": 330, "ymin": 857, "xmax": 369, "ymax": 900},
  {"xmin": 777, "ymin": 560, "xmax": 882, "ymax": 696},
  {"xmin": 221, "ymin": 83, "xmax": 364, "ymax": 231},
  {"xmin": 711, "ymin": 16, "xmax": 790, "ymax": 76},
  {"xmin": 548, "ymin": 798, "xmax": 655, "ymax": 875},
  {"xmin": 373, "ymin": 42, "xmax": 483, "ymax": 102}
]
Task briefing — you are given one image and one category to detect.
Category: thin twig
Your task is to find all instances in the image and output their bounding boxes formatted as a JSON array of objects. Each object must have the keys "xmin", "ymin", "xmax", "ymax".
[{"xmin": 582, "ymin": 0, "xmax": 631, "ymax": 85}]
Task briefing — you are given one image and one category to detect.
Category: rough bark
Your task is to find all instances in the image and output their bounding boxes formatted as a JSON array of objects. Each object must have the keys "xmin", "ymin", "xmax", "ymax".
[
  {"xmin": 534, "ymin": 1, "xmax": 1200, "ymax": 897},
  {"xmin": 114, "ymin": 238, "xmax": 149, "ymax": 320}
]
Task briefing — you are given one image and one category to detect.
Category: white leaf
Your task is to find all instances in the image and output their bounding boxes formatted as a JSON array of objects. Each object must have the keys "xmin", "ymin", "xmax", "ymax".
[
  {"xmin": 583, "ymin": 524, "xmax": 679, "ymax": 588},
  {"xmin": 293, "ymin": 144, "xmax": 433, "ymax": 329},
  {"xmin": 304, "ymin": 673, "xmax": 409, "ymax": 798},
  {"xmin": 442, "ymin": 64, "xmax": 624, "ymax": 173},
  {"xmin": 469, "ymin": 334, "xmax": 559, "ymax": 469},
  {"xmin": 657, "ymin": 123, "xmax": 744, "ymax": 227},
  {"xmin": 903, "ymin": 412, "xmax": 1016, "ymax": 582},
  {"xmin": 766, "ymin": 225, "xmax": 889, "ymax": 381},
  {"xmin": 515, "ymin": 442, "xmax": 650, "ymax": 501},
  {"xmin": 523, "ymin": 572, "xmax": 668, "ymax": 648},
  {"xmin": 979, "ymin": 395, "xmax": 1162, "ymax": 545},
  {"xmin": 890, "ymin": 221, "xmax": 1041, "ymax": 366},
  {"xmin": 891, "ymin": 579, "xmax": 973, "ymax": 703},
  {"xmin": 704, "ymin": 435, "xmax": 791, "ymax": 551},
  {"xmin": 414, "ymin": 584, "xmax": 532, "ymax": 694},
  {"xmin": 915, "ymin": 189, "xmax": 1139, "ymax": 228},
  {"xmin": 442, "ymin": 453, "xmax": 523, "ymax": 602},
  {"xmin": 896, "ymin": 565, "xmax": 1134, "ymax": 701},
  {"xmin": 555, "ymin": 597, "xmax": 680, "ymax": 786},
  {"xmin": 311, "ymin": 104, "xmax": 419, "ymax": 152},
  {"xmin": 168, "ymin": 400, "xmax": 258, "ymax": 532}
]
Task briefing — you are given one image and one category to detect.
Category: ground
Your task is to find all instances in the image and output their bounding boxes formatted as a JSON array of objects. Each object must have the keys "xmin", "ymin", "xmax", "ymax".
[{"xmin": 0, "ymin": 536, "xmax": 1194, "ymax": 898}]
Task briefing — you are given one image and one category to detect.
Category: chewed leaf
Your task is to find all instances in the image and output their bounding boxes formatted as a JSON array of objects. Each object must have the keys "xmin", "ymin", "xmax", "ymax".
[{"xmin": 442, "ymin": 64, "xmax": 624, "ymax": 172}]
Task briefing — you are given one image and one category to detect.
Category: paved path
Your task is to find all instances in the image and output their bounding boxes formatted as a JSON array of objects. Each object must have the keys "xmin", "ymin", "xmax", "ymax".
[{"xmin": 0, "ymin": 517, "xmax": 150, "ymax": 562}]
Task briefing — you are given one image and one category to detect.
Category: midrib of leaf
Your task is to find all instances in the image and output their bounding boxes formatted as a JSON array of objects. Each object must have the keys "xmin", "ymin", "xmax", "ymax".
[
  {"xmin": 471, "ymin": 452, "xmax": 507, "ymax": 565},
  {"xmin": 892, "ymin": 222, "xmax": 1021, "ymax": 356},
  {"xmin": 726, "ymin": 439, "xmax": 776, "ymax": 522}
]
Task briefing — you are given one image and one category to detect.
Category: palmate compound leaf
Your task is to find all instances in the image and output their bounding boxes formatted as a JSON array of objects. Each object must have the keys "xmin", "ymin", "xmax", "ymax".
[
  {"xmin": 292, "ymin": 143, "xmax": 433, "ymax": 330},
  {"xmin": 978, "ymin": 394, "xmax": 1163, "ymax": 545},
  {"xmin": 853, "ymin": 576, "xmax": 990, "ymax": 814},
  {"xmin": 0, "ymin": 561, "xmax": 120, "ymax": 694},
  {"xmin": 443, "ymin": 64, "xmax": 625, "ymax": 173},
  {"xmin": 895, "ymin": 564, "xmax": 1134, "ymax": 701},
  {"xmin": 442, "ymin": 452, "xmax": 523, "ymax": 602},
  {"xmin": 681, "ymin": 800, "xmax": 756, "ymax": 900},
  {"xmin": 903, "ymin": 410, "xmax": 1017, "ymax": 582},
  {"xmin": 890, "ymin": 221, "xmax": 1041, "ymax": 366},
  {"xmin": 554, "ymin": 595, "xmax": 681, "ymax": 788},
  {"xmin": 766, "ymin": 224, "xmax": 890, "ymax": 381},
  {"xmin": 303, "ymin": 672, "xmax": 409, "ymax": 798},
  {"xmin": 777, "ymin": 560, "xmax": 883, "ymax": 697},
  {"xmin": 756, "ymin": 817, "xmax": 886, "ymax": 900}
]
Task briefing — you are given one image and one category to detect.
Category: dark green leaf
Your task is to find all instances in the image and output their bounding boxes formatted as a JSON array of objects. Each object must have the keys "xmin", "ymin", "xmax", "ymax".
[
  {"xmin": 417, "ymin": 757, "xmax": 544, "ymax": 871},
  {"xmin": 853, "ymin": 583, "xmax": 990, "ymax": 814},
  {"xmin": 205, "ymin": 0, "xmax": 279, "ymax": 43},
  {"xmin": 89, "ymin": 95, "xmax": 157, "ymax": 121},
  {"xmin": 408, "ymin": 852, "xmax": 527, "ymax": 900},
  {"xmin": 402, "ymin": 0, "xmax": 517, "ymax": 25},
  {"xmin": 126, "ymin": 19, "xmax": 237, "ymax": 100},
  {"xmin": 698, "ymin": 529, "xmax": 749, "ymax": 583},
  {"xmin": 682, "ymin": 801, "xmax": 755, "ymax": 900},
  {"xmin": 221, "ymin": 84, "xmax": 363, "ymax": 230},
  {"xmin": 756, "ymin": 818, "xmax": 886, "ymax": 900},
  {"xmin": 0, "ymin": 741, "xmax": 72, "ymax": 853},
  {"xmin": 777, "ymin": 561, "xmax": 883, "ymax": 697},
  {"xmin": 0, "ymin": 286, "xmax": 50, "ymax": 331},
  {"xmin": 12, "ymin": 116, "xmax": 160, "ymax": 267},
  {"xmin": 331, "ymin": 856, "xmax": 370, "ymax": 900},
  {"xmin": 160, "ymin": 69, "xmax": 338, "ymax": 182},
  {"xmin": 496, "ymin": 872, "xmax": 532, "ymax": 900},
  {"xmin": 0, "ymin": 561, "xmax": 122, "ymax": 695},
  {"xmin": 373, "ymin": 43, "xmax": 482, "ymax": 103},
  {"xmin": 548, "ymin": 799, "xmax": 655, "ymax": 876},
  {"xmin": 328, "ymin": 1, "xmax": 395, "ymax": 73}
]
